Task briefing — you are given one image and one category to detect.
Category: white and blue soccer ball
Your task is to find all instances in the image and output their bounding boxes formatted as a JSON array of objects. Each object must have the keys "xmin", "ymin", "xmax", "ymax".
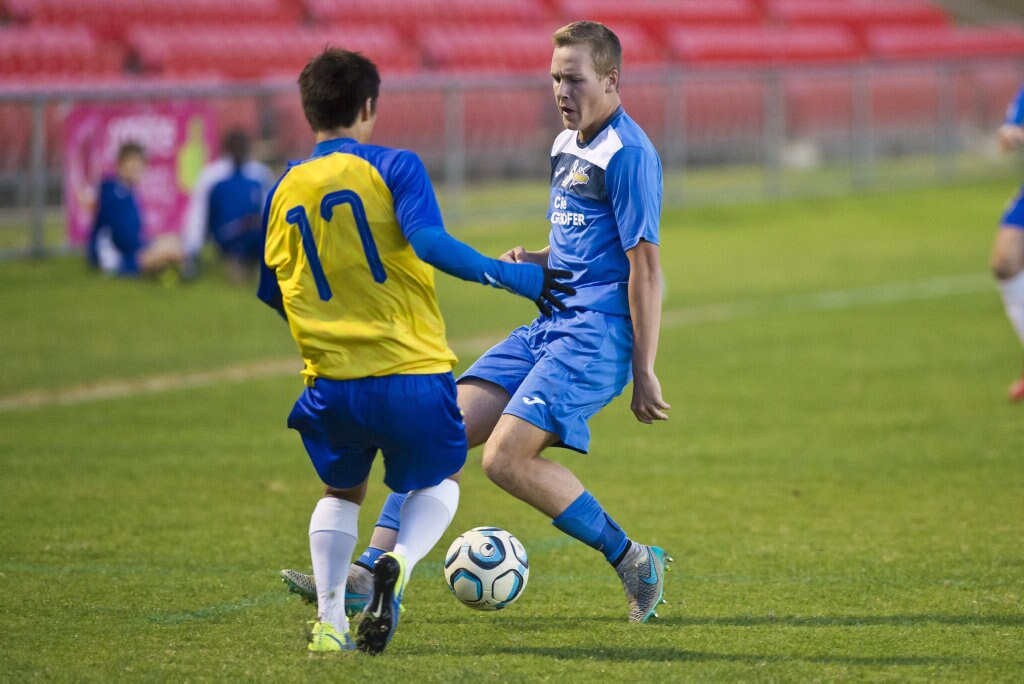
[{"xmin": 443, "ymin": 527, "xmax": 529, "ymax": 611}]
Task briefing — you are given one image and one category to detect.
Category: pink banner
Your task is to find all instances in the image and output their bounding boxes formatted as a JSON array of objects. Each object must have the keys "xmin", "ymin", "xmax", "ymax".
[{"xmin": 64, "ymin": 101, "xmax": 217, "ymax": 246}]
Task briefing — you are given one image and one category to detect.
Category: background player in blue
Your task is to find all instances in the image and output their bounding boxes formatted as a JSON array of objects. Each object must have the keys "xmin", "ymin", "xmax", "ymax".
[
  {"xmin": 87, "ymin": 141, "xmax": 184, "ymax": 278},
  {"xmin": 260, "ymin": 48, "xmax": 572, "ymax": 654},
  {"xmin": 181, "ymin": 129, "xmax": 275, "ymax": 282},
  {"xmin": 283, "ymin": 21, "xmax": 673, "ymax": 624},
  {"xmin": 992, "ymin": 85, "xmax": 1024, "ymax": 401}
]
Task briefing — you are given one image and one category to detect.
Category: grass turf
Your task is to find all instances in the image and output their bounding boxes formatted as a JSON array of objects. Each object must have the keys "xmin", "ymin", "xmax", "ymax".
[{"xmin": 1, "ymin": 179, "xmax": 1022, "ymax": 680}]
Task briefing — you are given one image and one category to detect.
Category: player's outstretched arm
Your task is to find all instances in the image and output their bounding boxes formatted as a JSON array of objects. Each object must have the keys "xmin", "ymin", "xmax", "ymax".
[
  {"xmin": 626, "ymin": 239, "xmax": 670, "ymax": 424},
  {"xmin": 408, "ymin": 227, "xmax": 574, "ymax": 315}
]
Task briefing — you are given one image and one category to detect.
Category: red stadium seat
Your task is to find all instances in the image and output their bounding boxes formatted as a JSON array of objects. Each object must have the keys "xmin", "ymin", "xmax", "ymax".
[
  {"xmin": 867, "ymin": 25, "xmax": 1024, "ymax": 61},
  {"xmin": 7, "ymin": 0, "xmax": 295, "ymax": 40},
  {"xmin": 767, "ymin": 0, "xmax": 949, "ymax": 35},
  {"xmin": 666, "ymin": 26, "xmax": 865, "ymax": 67},
  {"xmin": 305, "ymin": 0, "xmax": 549, "ymax": 39},
  {"xmin": 420, "ymin": 26, "xmax": 555, "ymax": 73},
  {"xmin": 127, "ymin": 24, "xmax": 419, "ymax": 81},
  {"xmin": 0, "ymin": 24, "xmax": 120, "ymax": 76},
  {"xmin": 555, "ymin": 0, "xmax": 763, "ymax": 34}
]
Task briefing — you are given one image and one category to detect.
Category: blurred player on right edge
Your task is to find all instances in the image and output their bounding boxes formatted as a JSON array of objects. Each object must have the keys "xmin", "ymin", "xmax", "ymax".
[{"xmin": 992, "ymin": 85, "xmax": 1024, "ymax": 401}]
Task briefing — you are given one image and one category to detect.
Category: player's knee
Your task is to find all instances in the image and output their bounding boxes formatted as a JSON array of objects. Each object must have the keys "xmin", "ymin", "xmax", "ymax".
[
  {"xmin": 481, "ymin": 445, "xmax": 516, "ymax": 490},
  {"xmin": 992, "ymin": 253, "xmax": 1021, "ymax": 281}
]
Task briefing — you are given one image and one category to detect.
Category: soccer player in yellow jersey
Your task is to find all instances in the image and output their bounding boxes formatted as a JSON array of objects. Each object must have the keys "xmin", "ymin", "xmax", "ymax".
[{"xmin": 258, "ymin": 48, "xmax": 573, "ymax": 655}]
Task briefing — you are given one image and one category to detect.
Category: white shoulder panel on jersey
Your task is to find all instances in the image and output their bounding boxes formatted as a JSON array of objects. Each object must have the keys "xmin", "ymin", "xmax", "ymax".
[
  {"xmin": 550, "ymin": 128, "xmax": 576, "ymax": 157},
  {"xmin": 550, "ymin": 125, "xmax": 624, "ymax": 171}
]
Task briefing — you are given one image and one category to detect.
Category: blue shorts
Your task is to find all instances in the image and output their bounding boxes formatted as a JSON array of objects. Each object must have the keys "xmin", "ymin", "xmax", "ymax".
[
  {"xmin": 1001, "ymin": 186, "xmax": 1024, "ymax": 229},
  {"xmin": 458, "ymin": 309, "xmax": 633, "ymax": 453},
  {"xmin": 287, "ymin": 373, "xmax": 467, "ymax": 493}
]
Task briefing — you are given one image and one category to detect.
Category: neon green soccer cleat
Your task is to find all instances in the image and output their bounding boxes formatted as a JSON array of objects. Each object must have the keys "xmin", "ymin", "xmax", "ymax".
[{"xmin": 307, "ymin": 620, "xmax": 355, "ymax": 653}]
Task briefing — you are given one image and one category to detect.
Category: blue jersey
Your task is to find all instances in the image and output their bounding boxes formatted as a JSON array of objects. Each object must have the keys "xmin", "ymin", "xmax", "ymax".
[
  {"xmin": 547, "ymin": 107, "xmax": 662, "ymax": 316},
  {"xmin": 1006, "ymin": 86, "xmax": 1024, "ymax": 126},
  {"xmin": 87, "ymin": 176, "xmax": 144, "ymax": 275},
  {"xmin": 183, "ymin": 157, "xmax": 274, "ymax": 258},
  {"xmin": 209, "ymin": 169, "xmax": 264, "ymax": 253}
]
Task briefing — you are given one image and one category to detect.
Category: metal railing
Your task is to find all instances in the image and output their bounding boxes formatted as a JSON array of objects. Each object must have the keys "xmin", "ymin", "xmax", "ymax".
[{"xmin": 1, "ymin": 58, "xmax": 1022, "ymax": 259}]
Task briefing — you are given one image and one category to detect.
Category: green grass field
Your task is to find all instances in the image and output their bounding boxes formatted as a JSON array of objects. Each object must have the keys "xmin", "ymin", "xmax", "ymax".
[{"xmin": 1, "ymin": 179, "xmax": 1022, "ymax": 680}]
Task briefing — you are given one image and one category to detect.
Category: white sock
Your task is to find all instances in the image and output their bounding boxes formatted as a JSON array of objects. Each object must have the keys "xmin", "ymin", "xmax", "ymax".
[
  {"xmin": 393, "ymin": 479, "xmax": 460, "ymax": 573},
  {"xmin": 309, "ymin": 497, "xmax": 359, "ymax": 632},
  {"xmin": 999, "ymin": 272, "xmax": 1024, "ymax": 347}
]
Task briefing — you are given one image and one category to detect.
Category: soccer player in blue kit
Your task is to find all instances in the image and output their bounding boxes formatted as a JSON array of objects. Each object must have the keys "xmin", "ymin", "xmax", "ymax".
[
  {"xmin": 283, "ymin": 21, "xmax": 673, "ymax": 624},
  {"xmin": 182, "ymin": 130, "xmax": 276, "ymax": 282},
  {"xmin": 260, "ymin": 48, "xmax": 573, "ymax": 654},
  {"xmin": 87, "ymin": 141, "xmax": 185, "ymax": 277},
  {"xmin": 992, "ymin": 85, "xmax": 1024, "ymax": 401}
]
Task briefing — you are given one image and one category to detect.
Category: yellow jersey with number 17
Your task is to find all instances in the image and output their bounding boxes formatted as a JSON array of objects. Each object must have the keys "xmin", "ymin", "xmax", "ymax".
[{"xmin": 258, "ymin": 137, "xmax": 457, "ymax": 382}]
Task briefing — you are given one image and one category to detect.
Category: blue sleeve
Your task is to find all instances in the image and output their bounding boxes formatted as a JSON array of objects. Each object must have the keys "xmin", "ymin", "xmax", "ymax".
[
  {"xmin": 380, "ymin": 150, "xmax": 446, "ymax": 238},
  {"xmin": 605, "ymin": 146, "xmax": 662, "ymax": 251},
  {"xmin": 1007, "ymin": 86, "xmax": 1024, "ymax": 126},
  {"xmin": 256, "ymin": 177, "xmax": 286, "ymax": 320},
  {"xmin": 408, "ymin": 227, "xmax": 544, "ymax": 302}
]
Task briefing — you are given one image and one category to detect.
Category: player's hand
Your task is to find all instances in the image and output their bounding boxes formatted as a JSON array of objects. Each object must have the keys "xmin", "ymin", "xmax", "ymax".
[
  {"xmin": 631, "ymin": 371, "xmax": 670, "ymax": 424},
  {"xmin": 535, "ymin": 268, "xmax": 575, "ymax": 317},
  {"xmin": 499, "ymin": 246, "xmax": 528, "ymax": 263},
  {"xmin": 998, "ymin": 124, "xmax": 1024, "ymax": 153},
  {"xmin": 500, "ymin": 246, "xmax": 549, "ymax": 266}
]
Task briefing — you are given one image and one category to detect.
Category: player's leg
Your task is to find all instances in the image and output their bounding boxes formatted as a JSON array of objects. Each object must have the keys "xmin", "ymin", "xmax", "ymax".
[
  {"xmin": 293, "ymin": 377, "xmax": 514, "ymax": 606},
  {"xmin": 344, "ymin": 494, "xmax": 402, "ymax": 615},
  {"xmin": 356, "ymin": 374, "xmax": 467, "ymax": 655},
  {"xmin": 306, "ymin": 482, "xmax": 365, "ymax": 651},
  {"xmin": 481, "ymin": 414, "xmax": 669, "ymax": 622},
  {"xmin": 285, "ymin": 346, "xmax": 526, "ymax": 604},
  {"xmin": 991, "ymin": 219, "xmax": 1024, "ymax": 401},
  {"xmin": 487, "ymin": 310, "xmax": 671, "ymax": 621},
  {"xmin": 138, "ymin": 234, "xmax": 185, "ymax": 275},
  {"xmin": 286, "ymin": 377, "xmax": 379, "ymax": 652}
]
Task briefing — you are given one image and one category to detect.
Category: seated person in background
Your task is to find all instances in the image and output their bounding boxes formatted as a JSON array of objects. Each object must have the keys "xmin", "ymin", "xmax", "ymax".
[
  {"xmin": 181, "ymin": 129, "xmax": 275, "ymax": 282},
  {"xmin": 87, "ymin": 141, "xmax": 184, "ymax": 278}
]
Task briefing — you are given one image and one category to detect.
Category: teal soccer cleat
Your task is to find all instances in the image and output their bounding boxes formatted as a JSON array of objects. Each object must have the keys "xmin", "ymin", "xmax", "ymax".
[
  {"xmin": 281, "ymin": 568, "xmax": 317, "ymax": 605},
  {"xmin": 281, "ymin": 566, "xmax": 373, "ymax": 618},
  {"xmin": 615, "ymin": 544, "xmax": 673, "ymax": 623}
]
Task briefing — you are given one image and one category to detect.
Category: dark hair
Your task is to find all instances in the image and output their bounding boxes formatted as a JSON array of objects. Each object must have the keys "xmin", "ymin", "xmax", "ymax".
[
  {"xmin": 222, "ymin": 129, "xmax": 250, "ymax": 168},
  {"xmin": 298, "ymin": 48, "xmax": 381, "ymax": 132},
  {"xmin": 552, "ymin": 21, "xmax": 622, "ymax": 79},
  {"xmin": 117, "ymin": 141, "xmax": 145, "ymax": 163}
]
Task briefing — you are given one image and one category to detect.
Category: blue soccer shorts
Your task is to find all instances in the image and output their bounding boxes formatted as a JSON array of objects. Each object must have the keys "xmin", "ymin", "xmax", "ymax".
[
  {"xmin": 458, "ymin": 309, "xmax": 633, "ymax": 453},
  {"xmin": 1001, "ymin": 185, "xmax": 1024, "ymax": 229},
  {"xmin": 287, "ymin": 373, "xmax": 467, "ymax": 493}
]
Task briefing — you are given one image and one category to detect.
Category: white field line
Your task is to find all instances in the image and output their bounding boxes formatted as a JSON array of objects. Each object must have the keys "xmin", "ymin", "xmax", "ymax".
[{"xmin": 0, "ymin": 273, "xmax": 993, "ymax": 413}]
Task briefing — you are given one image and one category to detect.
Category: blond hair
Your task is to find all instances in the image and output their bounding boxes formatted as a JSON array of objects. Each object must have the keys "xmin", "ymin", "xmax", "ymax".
[{"xmin": 552, "ymin": 21, "xmax": 622, "ymax": 78}]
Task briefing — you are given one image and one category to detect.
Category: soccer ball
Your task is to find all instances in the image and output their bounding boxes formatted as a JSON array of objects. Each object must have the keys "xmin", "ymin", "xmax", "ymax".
[{"xmin": 443, "ymin": 527, "xmax": 529, "ymax": 610}]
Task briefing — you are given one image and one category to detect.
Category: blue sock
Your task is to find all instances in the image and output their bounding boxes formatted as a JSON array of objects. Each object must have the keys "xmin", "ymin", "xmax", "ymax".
[
  {"xmin": 354, "ymin": 493, "xmax": 406, "ymax": 570},
  {"xmin": 376, "ymin": 492, "xmax": 405, "ymax": 530},
  {"xmin": 355, "ymin": 546, "xmax": 385, "ymax": 571},
  {"xmin": 552, "ymin": 491, "xmax": 630, "ymax": 564}
]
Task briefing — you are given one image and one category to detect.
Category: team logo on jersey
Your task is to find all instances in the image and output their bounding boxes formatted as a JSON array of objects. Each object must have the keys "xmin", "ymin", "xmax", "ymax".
[{"xmin": 561, "ymin": 160, "xmax": 591, "ymax": 189}]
